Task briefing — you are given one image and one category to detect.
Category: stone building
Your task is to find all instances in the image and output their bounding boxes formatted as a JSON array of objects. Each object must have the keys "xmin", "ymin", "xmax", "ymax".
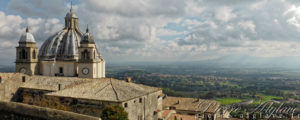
[
  {"xmin": 15, "ymin": 4, "xmax": 105, "ymax": 78},
  {"xmin": 0, "ymin": 73, "xmax": 163, "ymax": 120},
  {"xmin": 161, "ymin": 96, "xmax": 221, "ymax": 120}
]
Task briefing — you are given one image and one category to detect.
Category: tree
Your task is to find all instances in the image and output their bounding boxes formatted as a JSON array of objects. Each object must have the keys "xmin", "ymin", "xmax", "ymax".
[{"xmin": 101, "ymin": 104, "xmax": 129, "ymax": 120}]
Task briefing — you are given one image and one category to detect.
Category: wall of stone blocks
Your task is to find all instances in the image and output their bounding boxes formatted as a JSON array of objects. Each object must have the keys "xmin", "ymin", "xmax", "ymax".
[
  {"xmin": 122, "ymin": 90, "xmax": 163, "ymax": 120},
  {"xmin": 0, "ymin": 101, "xmax": 101, "ymax": 120},
  {"xmin": 18, "ymin": 90, "xmax": 117, "ymax": 118},
  {"xmin": 0, "ymin": 73, "xmax": 27, "ymax": 101},
  {"xmin": 18, "ymin": 87, "xmax": 163, "ymax": 120}
]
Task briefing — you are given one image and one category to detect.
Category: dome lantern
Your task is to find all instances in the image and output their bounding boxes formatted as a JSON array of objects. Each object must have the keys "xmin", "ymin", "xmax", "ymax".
[{"xmin": 64, "ymin": 1, "xmax": 79, "ymax": 30}]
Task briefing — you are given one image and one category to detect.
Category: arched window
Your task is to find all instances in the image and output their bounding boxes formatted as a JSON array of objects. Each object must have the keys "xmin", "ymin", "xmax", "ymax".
[
  {"xmin": 32, "ymin": 50, "xmax": 36, "ymax": 59},
  {"xmin": 19, "ymin": 52, "xmax": 22, "ymax": 59},
  {"xmin": 21, "ymin": 49, "xmax": 26, "ymax": 59},
  {"xmin": 68, "ymin": 21, "xmax": 71, "ymax": 28},
  {"xmin": 124, "ymin": 103, "xmax": 128, "ymax": 108},
  {"xmin": 82, "ymin": 49, "xmax": 90, "ymax": 60},
  {"xmin": 25, "ymin": 52, "xmax": 28, "ymax": 59}
]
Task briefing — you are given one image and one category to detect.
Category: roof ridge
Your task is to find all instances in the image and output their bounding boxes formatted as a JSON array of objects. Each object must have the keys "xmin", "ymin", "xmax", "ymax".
[
  {"xmin": 202, "ymin": 102, "xmax": 213, "ymax": 113},
  {"xmin": 197, "ymin": 100, "xmax": 208, "ymax": 112},
  {"xmin": 195, "ymin": 100, "xmax": 204, "ymax": 112},
  {"xmin": 110, "ymin": 79, "xmax": 120, "ymax": 101},
  {"xmin": 94, "ymin": 82, "xmax": 111, "ymax": 95}
]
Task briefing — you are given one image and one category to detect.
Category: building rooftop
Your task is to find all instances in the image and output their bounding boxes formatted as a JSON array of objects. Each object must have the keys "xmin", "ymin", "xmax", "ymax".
[
  {"xmin": 19, "ymin": 27, "xmax": 35, "ymax": 43},
  {"xmin": 161, "ymin": 110, "xmax": 176, "ymax": 119},
  {"xmin": 169, "ymin": 113, "xmax": 197, "ymax": 120},
  {"xmin": 46, "ymin": 78, "xmax": 161, "ymax": 102},
  {"xmin": 0, "ymin": 73, "xmax": 161, "ymax": 103},
  {"xmin": 21, "ymin": 75, "xmax": 92, "ymax": 91},
  {"xmin": 163, "ymin": 96, "xmax": 220, "ymax": 113}
]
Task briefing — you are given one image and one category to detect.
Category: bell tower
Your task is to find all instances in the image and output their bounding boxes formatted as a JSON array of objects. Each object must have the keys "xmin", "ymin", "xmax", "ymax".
[
  {"xmin": 15, "ymin": 27, "xmax": 38, "ymax": 75},
  {"xmin": 78, "ymin": 26, "xmax": 105, "ymax": 78}
]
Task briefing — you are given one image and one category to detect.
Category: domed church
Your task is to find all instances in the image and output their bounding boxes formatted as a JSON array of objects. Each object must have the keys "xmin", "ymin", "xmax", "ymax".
[{"xmin": 15, "ymin": 5, "xmax": 105, "ymax": 78}]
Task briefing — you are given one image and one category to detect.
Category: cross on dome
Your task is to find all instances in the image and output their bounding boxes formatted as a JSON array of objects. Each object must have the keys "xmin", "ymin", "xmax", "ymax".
[{"xmin": 70, "ymin": 0, "xmax": 73, "ymax": 13}]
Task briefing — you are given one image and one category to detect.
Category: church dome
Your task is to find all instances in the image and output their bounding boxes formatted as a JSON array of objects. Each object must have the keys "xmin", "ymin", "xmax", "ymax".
[
  {"xmin": 38, "ymin": 29, "xmax": 83, "ymax": 61},
  {"xmin": 38, "ymin": 7, "xmax": 83, "ymax": 61},
  {"xmin": 19, "ymin": 27, "xmax": 35, "ymax": 43}
]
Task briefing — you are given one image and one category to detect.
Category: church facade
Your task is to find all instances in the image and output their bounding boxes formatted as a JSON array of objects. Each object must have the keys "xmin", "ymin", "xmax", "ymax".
[{"xmin": 15, "ymin": 7, "xmax": 105, "ymax": 78}]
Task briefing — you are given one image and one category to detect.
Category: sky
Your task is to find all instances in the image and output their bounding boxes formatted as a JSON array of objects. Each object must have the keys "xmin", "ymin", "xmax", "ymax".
[{"xmin": 2, "ymin": 0, "xmax": 300, "ymax": 66}]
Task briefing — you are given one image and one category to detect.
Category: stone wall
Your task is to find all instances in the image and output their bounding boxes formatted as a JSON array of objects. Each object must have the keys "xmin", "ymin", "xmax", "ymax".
[
  {"xmin": 0, "ymin": 73, "xmax": 26, "ymax": 101},
  {"xmin": 122, "ymin": 90, "xmax": 163, "ymax": 120},
  {"xmin": 18, "ymin": 87, "xmax": 163, "ymax": 120},
  {"xmin": 17, "ymin": 88, "xmax": 118, "ymax": 117},
  {"xmin": 0, "ymin": 101, "xmax": 100, "ymax": 120},
  {"xmin": 0, "ymin": 73, "xmax": 90, "ymax": 101},
  {"xmin": 39, "ymin": 61, "xmax": 77, "ymax": 77},
  {"xmin": 0, "ymin": 73, "xmax": 162, "ymax": 120}
]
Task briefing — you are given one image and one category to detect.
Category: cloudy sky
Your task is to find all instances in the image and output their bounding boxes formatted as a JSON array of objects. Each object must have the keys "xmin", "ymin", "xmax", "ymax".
[{"xmin": 2, "ymin": 0, "xmax": 300, "ymax": 65}]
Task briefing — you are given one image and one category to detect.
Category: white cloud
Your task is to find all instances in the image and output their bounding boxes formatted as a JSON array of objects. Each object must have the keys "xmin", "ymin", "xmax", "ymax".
[
  {"xmin": 7, "ymin": 0, "xmax": 65, "ymax": 18},
  {"xmin": 238, "ymin": 21, "xmax": 256, "ymax": 33},
  {"xmin": 184, "ymin": 0, "xmax": 205, "ymax": 17},
  {"xmin": 156, "ymin": 28, "xmax": 182, "ymax": 36},
  {"xmin": 284, "ymin": 5, "xmax": 300, "ymax": 31},
  {"xmin": 0, "ymin": 11, "xmax": 62, "ymax": 64},
  {"xmin": 2, "ymin": 0, "xmax": 300, "ymax": 64},
  {"xmin": 250, "ymin": 0, "xmax": 268, "ymax": 10},
  {"xmin": 215, "ymin": 6, "xmax": 236, "ymax": 22}
]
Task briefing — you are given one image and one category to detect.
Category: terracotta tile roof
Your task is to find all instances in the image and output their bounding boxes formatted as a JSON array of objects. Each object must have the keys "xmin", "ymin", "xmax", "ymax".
[
  {"xmin": 163, "ymin": 96, "xmax": 220, "ymax": 113},
  {"xmin": 162, "ymin": 110, "xmax": 176, "ymax": 119},
  {"xmin": 169, "ymin": 113, "xmax": 197, "ymax": 120},
  {"xmin": 46, "ymin": 78, "xmax": 161, "ymax": 102}
]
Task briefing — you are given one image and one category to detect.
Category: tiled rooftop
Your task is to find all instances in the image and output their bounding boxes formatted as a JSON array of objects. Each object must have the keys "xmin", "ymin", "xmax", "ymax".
[
  {"xmin": 0, "ymin": 73, "xmax": 161, "ymax": 102},
  {"xmin": 163, "ymin": 96, "xmax": 220, "ymax": 113},
  {"xmin": 46, "ymin": 78, "xmax": 161, "ymax": 102},
  {"xmin": 21, "ymin": 75, "xmax": 92, "ymax": 91}
]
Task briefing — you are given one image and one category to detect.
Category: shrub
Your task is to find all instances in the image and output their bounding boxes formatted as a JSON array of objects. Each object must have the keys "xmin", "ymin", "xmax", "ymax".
[{"xmin": 101, "ymin": 104, "xmax": 129, "ymax": 120}]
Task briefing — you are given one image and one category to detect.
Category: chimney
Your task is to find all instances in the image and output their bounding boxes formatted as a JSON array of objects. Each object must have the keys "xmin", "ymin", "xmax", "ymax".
[
  {"xmin": 125, "ymin": 77, "xmax": 131, "ymax": 83},
  {"xmin": 177, "ymin": 100, "xmax": 180, "ymax": 104}
]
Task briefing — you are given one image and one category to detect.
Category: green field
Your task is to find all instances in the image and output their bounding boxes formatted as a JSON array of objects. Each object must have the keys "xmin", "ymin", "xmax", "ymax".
[
  {"xmin": 216, "ymin": 98, "xmax": 243, "ymax": 105},
  {"xmin": 252, "ymin": 94, "xmax": 283, "ymax": 104}
]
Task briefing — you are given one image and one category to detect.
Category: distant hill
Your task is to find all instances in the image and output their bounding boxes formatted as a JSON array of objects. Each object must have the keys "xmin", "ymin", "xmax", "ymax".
[
  {"xmin": 2, "ymin": 55, "xmax": 300, "ymax": 73},
  {"xmin": 197, "ymin": 55, "xmax": 300, "ymax": 68},
  {"xmin": 0, "ymin": 65, "xmax": 14, "ymax": 72},
  {"xmin": 110, "ymin": 55, "xmax": 300, "ymax": 69}
]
